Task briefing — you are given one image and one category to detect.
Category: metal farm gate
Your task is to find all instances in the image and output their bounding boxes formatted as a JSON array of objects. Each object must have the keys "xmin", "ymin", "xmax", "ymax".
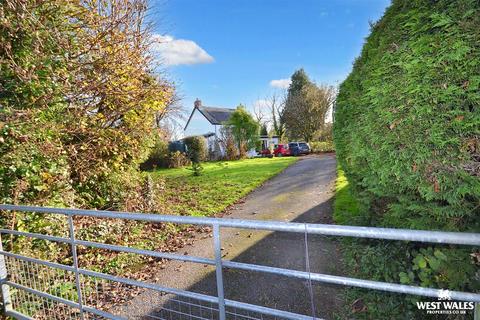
[{"xmin": 0, "ymin": 205, "xmax": 479, "ymax": 319}]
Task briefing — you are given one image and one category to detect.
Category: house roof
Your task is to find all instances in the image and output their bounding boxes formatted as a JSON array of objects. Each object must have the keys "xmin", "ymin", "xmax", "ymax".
[
  {"xmin": 184, "ymin": 105, "xmax": 236, "ymax": 130},
  {"xmin": 198, "ymin": 106, "xmax": 235, "ymax": 125}
]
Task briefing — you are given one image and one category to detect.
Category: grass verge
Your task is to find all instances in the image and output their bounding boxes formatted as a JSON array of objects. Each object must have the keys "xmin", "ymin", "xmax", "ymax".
[
  {"xmin": 333, "ymin": 166, "xmax": 360, "ymax": 225},
  {"xmin": 333, "ymin": 167, "xmax": 449, "ymax": 319}
]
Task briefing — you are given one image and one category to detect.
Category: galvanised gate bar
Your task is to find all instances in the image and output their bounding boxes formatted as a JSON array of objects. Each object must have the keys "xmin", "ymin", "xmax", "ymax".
[{"xmin": 0, "ymin": 204, "xmax": 479, "ymax": 320}]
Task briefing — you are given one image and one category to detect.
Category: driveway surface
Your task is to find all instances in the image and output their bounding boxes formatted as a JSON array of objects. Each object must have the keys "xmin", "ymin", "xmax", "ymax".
[{"xmin": 116, "ymin": 154, "xmax": 344, "ymax": 319}]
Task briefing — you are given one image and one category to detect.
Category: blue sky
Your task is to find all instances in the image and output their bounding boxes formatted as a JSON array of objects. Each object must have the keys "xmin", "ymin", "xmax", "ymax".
[{"xmin": 150, "ymin": 0, "xmax": 391, "ymax": 129}]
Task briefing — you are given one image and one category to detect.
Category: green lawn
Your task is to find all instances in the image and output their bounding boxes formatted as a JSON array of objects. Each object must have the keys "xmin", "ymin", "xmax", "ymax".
[{"xmin": 150, "ymin": 157, "xmax": 298, "ymax": 216}]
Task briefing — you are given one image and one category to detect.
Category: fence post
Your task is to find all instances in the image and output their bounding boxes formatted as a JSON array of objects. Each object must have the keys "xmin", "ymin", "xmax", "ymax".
[
  {"xmin": 68, "ymin": 215, "xmax": 85, "ymax": 320},
  {"xmin": 213, "ymin": 224, "xmax": 226, "ymax": 320},
  {"xmin": 0, "ymin": 233, "xmax": 11, "ymax": 314}
]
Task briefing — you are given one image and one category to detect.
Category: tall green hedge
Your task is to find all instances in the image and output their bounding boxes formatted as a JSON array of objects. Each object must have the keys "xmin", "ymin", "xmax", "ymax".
[
  {"xmin": 334, "ymin": 0, "xmax": 480, "ymax": 317},
  {"xmin": 335, "ymin": 0, "xmax": 480, "ymax": 231}
]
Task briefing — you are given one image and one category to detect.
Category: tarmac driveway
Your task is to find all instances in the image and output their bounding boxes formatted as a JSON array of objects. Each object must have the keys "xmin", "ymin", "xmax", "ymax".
[{"xmin": 117, "ymin": 153, "xmax": 344, "ymax": 319}]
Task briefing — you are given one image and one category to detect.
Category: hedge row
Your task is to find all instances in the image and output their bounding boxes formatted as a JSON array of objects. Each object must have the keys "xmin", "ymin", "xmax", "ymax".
[
  {"xmin": 335, "ymin": 0, "xmax": 480, "ymax": 231},
  {"xmin": 309, "ymin": 141, "xmax": 335, "ymax": 153},
  {"xmin": 334, "ymin": 0, "xmax": 479, "ymax": 317}
]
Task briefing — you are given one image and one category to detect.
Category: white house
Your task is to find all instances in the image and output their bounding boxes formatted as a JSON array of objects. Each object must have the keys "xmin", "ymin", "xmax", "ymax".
[
  {"xmin": 183, "ymin": 99, "xmax": 280, "ymax": 158},
  {"xmin": 184, "ymin": 99, "xmax": 236, "ymax": 158},
  {"xmin": 259, "ymin": 135, "xmax": 280, "ymax": 150},
  {"xmin": 184, "ymin": 99, "xmax": 235, "ymax": 137}
]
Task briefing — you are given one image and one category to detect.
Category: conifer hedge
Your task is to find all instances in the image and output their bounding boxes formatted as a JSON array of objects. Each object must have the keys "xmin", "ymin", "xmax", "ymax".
[
  {"xmin": 335, "ymin": 0, "xmax": 480, "ymax": 231},
  {"xmin": 334, "ymin": 0, "xmax": 479, "ymax": 316}
]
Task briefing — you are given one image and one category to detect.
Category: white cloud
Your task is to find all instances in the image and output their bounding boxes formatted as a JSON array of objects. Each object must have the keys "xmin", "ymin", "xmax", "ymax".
[
  {"xmin": 151, "ymin": 34, "xmax": 214, "ymax": 66},
  {"xmin": 269, "ymin": 78, "xmax": 291, "ymax": 89}
]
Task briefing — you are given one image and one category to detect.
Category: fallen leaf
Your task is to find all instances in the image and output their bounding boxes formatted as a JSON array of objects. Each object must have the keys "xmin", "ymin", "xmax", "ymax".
[{"xmin": 351, "ymin": 298, "xmax": 367, "ymax": 313}]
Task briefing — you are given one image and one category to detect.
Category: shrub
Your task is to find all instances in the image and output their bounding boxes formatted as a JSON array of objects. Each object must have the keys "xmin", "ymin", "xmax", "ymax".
[
  {"xmin": 184, "ymin": 136, "xmax": 207, "ymax": 163},
  {"xmin": 190, "ymin": 162, "xmax": 204, "ymax": 176},
  {"xmin": 225, "ymin": 136, "xmax": 238, "ymax": 160},
  {"xmin": 140, "ymin": 140, "xmax": 170, "ymax": 170},
  {"xmin": 0, "ymin": 0, "xmax": 172, "ymax": 298},
  {"xmin": 334, "ymin": 167, "xmax": 480, "ymax": 318},
  {"xmin": 141, "ymin": 140, "xmax": 191, "ymax": 170},
  {"xmin": 0, "ymin": 0, "xmax": 173, "ymax": 210},
  {"xmin": 184, "ymin": 136, "xmax": 206, "ymax": 176},
  {"xmin": 168, "ymin": 151, "xmax": 190, "ymax": 168},
  {"xmin": 220, "ymin": 127, "xmax": 239, "ymax": 160},
  {"xmin": 334, "ymin": 0, "xmax": 480, "ymax": 317},
  {"xmin": 313, "ymin": 123, "xmax": 333, "ymax": 142},
  {"xmin": 334, "ymin": 0, "xmax": 480, "ymax": 231},
  {"xmin": 227, "ymin": 105, "xmax": 260, "ymax": 154},
  {"xmin": 309, "ymin": 141, "xmax": 335, "ymax": 153}
]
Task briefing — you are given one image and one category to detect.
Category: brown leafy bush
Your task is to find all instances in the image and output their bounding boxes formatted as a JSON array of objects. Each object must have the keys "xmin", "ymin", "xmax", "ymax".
[{"xmin": 167, "ymin": 151, "xmax": 191, "ymax": 168}]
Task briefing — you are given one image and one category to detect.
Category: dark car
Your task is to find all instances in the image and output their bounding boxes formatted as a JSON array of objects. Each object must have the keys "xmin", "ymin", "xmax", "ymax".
[{"xmin": 288, "ymin": 142, "xmax": 310, "ymax": 156}]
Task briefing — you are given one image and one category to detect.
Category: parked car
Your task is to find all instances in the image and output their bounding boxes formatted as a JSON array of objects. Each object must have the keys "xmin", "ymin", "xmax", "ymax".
[
  {"xmin": 273, "ymin": 144, "xmax": 291, "ymax": 157},
  {"xmin": 259, "ymin": 148, "xmax": 273, "ymax": 158},
  {"xmin": 288, "ymin": 142, "xmax": 310, "ymax": 156}
]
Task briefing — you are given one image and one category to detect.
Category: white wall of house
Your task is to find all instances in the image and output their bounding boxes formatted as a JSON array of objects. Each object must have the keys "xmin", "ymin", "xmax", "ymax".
[
  {"xmin": 184, "ymin": 109, "xmax": 226, "ymax": 158},
  {"xmin": 260, "ymin": 136, "xmax": 280, "ymax": 150},
  {"xmin": 184, "ymin": 108, "xmax": 217, "ymax": 138},
  {"xmin": 185, "ymin": 108, "xmax": 280, "ymax": 159}
]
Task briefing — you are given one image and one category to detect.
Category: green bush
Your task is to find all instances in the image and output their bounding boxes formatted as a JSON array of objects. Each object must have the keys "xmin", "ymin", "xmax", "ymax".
[
  {"xmin": 141, "ymin": 140, "xmax": 191, "ymax": 170},
  {"xmin": 184, "ymin": 136, "xmax": 206, "ymax": 176},
  {"xmin": 334, "ymin": 0, "xmax": 480, "ymax": 230},
  {"xmin": 141, "ymin": 140, "xmax": 170, "ymax": 170},
  {"xmin": 334, "ymin": 168, "xmax": 479, "ymax": 319},
  {"xmin": 309, "ymin": 141, "xmax": 335, "ymax": 153},
  {"xmin": 0, "ymin": 1, "xmax": 172, "ymax": 211},
  {"xmin": 184, "ymin": 136, "xmax": 207, "ymax": 163},
  {"xmin": 333, "ymin": 0, "xmax": 480, "ymax": 317}
]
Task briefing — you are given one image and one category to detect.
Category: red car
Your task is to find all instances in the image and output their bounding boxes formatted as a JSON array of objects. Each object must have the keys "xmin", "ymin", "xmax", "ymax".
[
  {"xmin": 273, "ymin": 144, "xmax": 291, "ymax": 157},
  {"xmin": 259, "ymin": 148, "xmax": 273, "ymax": 158}
]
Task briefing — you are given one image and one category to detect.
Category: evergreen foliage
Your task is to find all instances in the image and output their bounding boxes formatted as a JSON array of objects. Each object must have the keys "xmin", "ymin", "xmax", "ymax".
[
  {"xmin": 288, "ymin": 69, "xmax": 310, "ymax": 94},
  {"xmin": 184, "ymin": 136, "xmax": 207, "ymax": 176},
  {"xmin": 260, "ymin": 123, "xmax": 268, "ymax": 136},
  {"xmin": 334, "ymin": 0, "xmax": 480, "ymax": 317},
  {"xmin": 184, "ymin": 136, "xmax": 207, "ymax": 164},
  {"xmin": 227, "ymin": 105, "xmax": 260, "ymax": 157},
  {"xmin": 284, "ymin": 69, "xmax": 335, "ymax": 141},
  {"xmin": 335, "ymin": 0, "xmax": 480, "ymax": 231}
]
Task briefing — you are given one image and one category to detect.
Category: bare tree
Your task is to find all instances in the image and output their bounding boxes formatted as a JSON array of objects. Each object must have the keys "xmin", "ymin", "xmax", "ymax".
[
  {"xmin": 253, "ymin": 100, "xmax": 267, "ymax": 124},
  {"xmin": 251, "ymin": 92, "xmax": 287, "ymax": 138},
  {"xmin": 155, "ymin": 91, "xmax": 187, "ymax": 140},
  {"xmin": 268, "ymin": 92, "xmax": 287, "ymax": 138}
]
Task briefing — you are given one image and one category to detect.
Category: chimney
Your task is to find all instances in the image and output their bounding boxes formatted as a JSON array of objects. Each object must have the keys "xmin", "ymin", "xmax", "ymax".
[{"xmin": 194, "ymin": 99, "xmax": 202, "ymax": 108}]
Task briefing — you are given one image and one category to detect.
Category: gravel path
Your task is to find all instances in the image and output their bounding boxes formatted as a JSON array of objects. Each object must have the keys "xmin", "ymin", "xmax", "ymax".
[{"xmin": 116, "ymin": 153, "xmax": 344, "ymax": 319}]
